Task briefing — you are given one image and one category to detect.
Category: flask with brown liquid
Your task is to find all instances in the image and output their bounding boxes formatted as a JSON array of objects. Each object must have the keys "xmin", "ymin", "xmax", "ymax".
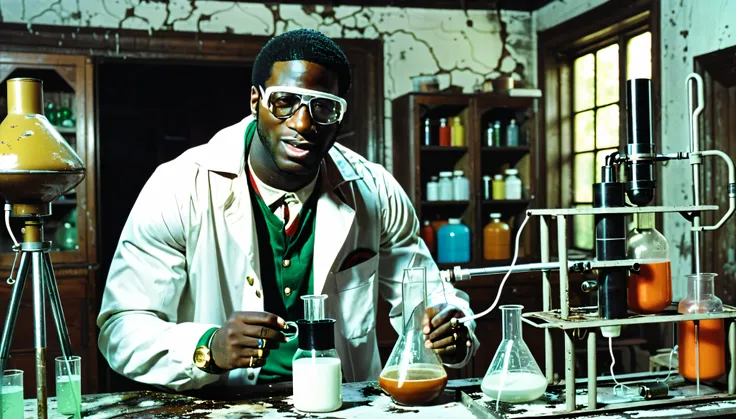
[
  {"xmin": 626, "ymin": 213, "xmax": 672, "ymax": 313},
  {"xmin": 379, "ymin": 267, "xmax": 447, "ymax": 405},
  {"xmin": 678, "ymin": 273, "xmax": 725, "ymax": 382}
]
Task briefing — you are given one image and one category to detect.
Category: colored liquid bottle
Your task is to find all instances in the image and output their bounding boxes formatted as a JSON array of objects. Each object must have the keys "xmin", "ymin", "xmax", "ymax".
[
  {"xmin": 483, "ymin": 213, "xmax": 510, "ymax": 260},
  {"xmin": 506, "ymin": 119, "xmax": 519, "ymax": 146},
  {"xmin": 451, "ymin": 116, "xmax": 465, "ymax": 146},
  {"xmin": 678, "ymin": 273, "xmax": 725, "ymax": 382},
  {"xmin": 438, "ymin": 118, "xmax": 451, "ymax": 146},
  {"xmin": 420, "ymin": 220, "xmax": 436, "ymax": 257},
  {"xmin": 437, "ymin": 218, "xmax": 471, "ymax": 263},
  {"xmin": 626, "ymin": 213, "xmax": 672, "ymax": 314},
  {"xmin": 492, "ymin": 175, "xmax": 505, "ymax": 200}
]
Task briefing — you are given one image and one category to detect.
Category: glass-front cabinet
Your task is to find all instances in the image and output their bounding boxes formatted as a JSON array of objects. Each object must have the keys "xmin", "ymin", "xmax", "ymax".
[{"xmin": 0, "ymin": 52, "xmax": 95, "ymax": 265}]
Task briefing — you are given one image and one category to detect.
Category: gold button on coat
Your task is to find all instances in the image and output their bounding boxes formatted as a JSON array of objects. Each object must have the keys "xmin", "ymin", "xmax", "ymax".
[
  {"xmin": 246, "ymin": 276, "xmax": 254, "ymax": 286},
  {"xmin": 256, "ymin": 290, "xmax": 261, "ymax": 298},
  {"xmin": 284, "ymin": 287, "xmax": 292, "ymax": 297},
  {"xmin": 282, "ymin": 259, "xmax": 291, "ymax": 268}
]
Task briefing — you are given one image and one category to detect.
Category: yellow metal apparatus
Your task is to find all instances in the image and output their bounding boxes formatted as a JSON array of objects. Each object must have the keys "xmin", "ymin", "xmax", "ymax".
[{"xmin": 0, "ymin": 78, "xmax": 85, "ymax": 216}]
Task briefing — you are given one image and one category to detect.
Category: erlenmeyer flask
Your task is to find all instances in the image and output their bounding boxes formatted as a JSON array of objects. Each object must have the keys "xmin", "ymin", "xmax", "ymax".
[
  {"xmin": 481, "ymin": 305, "xmax": 547, "ymax": 403},
  {"xmin": 379, "ymin": 267, "xmax": 448, "ymax": 405}
]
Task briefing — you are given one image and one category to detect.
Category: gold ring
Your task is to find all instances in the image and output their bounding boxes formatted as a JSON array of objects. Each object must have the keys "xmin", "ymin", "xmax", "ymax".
[
  {"xmin": 453, "ymin": 332, "xmax": 458, "ymax": 342},
  {"xmin": 257, "ymin": 349, "xmax": 263, "ymax": 358},
  {"xmin": 257, "ymin": 338, "xmax": 266, "ymax": 349},
  {"xmin": 249, "ymin": 357, "xmax": 255, "ymax": 368},
  {"xmin": 450, "ymin": 318, "xmax": 461, "ymax": 330}
]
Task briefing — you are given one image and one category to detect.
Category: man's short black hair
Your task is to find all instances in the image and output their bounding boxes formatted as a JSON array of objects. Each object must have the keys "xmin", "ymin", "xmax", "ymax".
[{"xmin": 252, "ymin": 29, "xmax": 351, "ymax": 97}]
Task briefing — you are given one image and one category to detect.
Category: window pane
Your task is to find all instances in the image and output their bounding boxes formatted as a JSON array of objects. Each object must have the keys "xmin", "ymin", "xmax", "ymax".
[
  {"xmin": 574, "ymin": 111, "xmax": 595, "ymax": 152},
  {"xmin": 596, "ymin": 44, "xmax": 619, "ymax": 106},
  {"xmin": 574, "ymin": 205, "xmax": 594, "ymax": 250},
  {"xmin": 595, "ymin": 148, "xmax": 617, "ymax": 183},
  {"xmin": 574, "ymin": 152, "xmax": 594, "ymax": 202},
  {"xmin": 627, "ymin": 32, "xmax": 652, "ymax": 79},
  {"xmin": 574, "ymin": 54, "xmax": 595, "ymax": 112},
  {"xmin": 596, "ymin": 104, "xmax": 619, "ymax": 149}
]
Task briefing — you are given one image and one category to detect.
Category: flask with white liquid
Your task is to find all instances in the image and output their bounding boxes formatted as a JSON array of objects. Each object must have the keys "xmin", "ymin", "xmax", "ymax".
[
  {"xmin": 292, "ymin": 295, "xmax": 342, "ymax": 412},
  {"xmin": 481, "ymin": 305, "xmax": 546, "ymax": 403}
]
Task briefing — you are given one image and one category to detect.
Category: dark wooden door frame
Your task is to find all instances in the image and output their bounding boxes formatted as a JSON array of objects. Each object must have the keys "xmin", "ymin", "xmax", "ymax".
[
  {"xmin": 0, "ymin": 23, "xmax": 385, "ymax": 165},
  {"xmin": 695, "ymin": 44, "xmax": 736, "ymax": 297}
]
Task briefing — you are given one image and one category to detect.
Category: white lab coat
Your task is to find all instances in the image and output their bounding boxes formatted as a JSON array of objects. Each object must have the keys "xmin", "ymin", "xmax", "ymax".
[{"xmin": 97, "ymin": 115, "xmax": 479, "ymax": 391}]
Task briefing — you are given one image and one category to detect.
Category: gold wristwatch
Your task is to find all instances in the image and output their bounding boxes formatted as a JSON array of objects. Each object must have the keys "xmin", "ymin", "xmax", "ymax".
[{"xmin": 193, "ymin": 327, "xmax": 223, "ymax": 374}]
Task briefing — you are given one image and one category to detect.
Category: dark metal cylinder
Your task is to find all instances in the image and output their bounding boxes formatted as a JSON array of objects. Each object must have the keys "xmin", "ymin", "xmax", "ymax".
[
  {"xmin": 626, "ymin": 78, "xmax": 656, "ymax": 206},
  {"xmin": 297, "ymin": 319, "xmax": 336, "ymax": 351},
  {"xmin": 594, "ymin": 178, "xmax": 628, "ymax": 319}
]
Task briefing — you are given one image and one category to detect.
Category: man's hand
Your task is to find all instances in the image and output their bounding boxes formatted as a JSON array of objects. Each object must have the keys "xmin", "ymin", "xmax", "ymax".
[
  {"xmin": 210, "ymin": 311, "xmax": 287, "ymax": 370},
  {"xmin": 422, "ymin": 304, "xmax": 471, "ymax": 364}
]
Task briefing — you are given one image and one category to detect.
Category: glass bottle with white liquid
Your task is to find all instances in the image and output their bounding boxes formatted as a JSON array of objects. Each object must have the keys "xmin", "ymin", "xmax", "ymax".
[
  {"xmin": 292, "ymin": 295, "xmax": 342, "ymax": 413},
  {"xmin": 481, "ymin": 305, "xmax": 547, "ymax": 403}
]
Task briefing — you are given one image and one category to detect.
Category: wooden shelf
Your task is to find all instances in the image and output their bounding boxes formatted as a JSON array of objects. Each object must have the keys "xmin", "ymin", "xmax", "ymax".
[
  {"xmin": 421, "ymin": 200, "xmax": 470, "ymax": 206},
  {"xmin": 481, "ymin": 146, "xmax": 529, "ymax": 152},
  {"xmin": 420, "ymin": 146, "xmax": 468, "ymax": 152},
  {"xmin": 53, "ymin": 199, "xmax": 77, "ymax": 206},
  {"xmin": 56, "ymin": 127, "xmax": 77, "ymax": 134},
  {"xmin": 481, "ymin": 199, "xmax": 531, "ymax": 205}
]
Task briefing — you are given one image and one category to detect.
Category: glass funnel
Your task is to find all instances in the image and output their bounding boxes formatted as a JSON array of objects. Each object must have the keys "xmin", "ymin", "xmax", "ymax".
[
  {"xmin": 481, "ymin": 305, "xmax": 546, "ymax": 403},
  {"xmin": 677, "ymin": 273, "xmax": 725, "ymax": 383},
  {"xmin": 379, "ymin": 267, "xmax": 448, "ymax": 405}
]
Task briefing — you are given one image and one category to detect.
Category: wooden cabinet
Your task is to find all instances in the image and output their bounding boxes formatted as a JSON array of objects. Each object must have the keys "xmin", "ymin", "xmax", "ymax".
[
  {"xmin": 391, "ymin": 92, "xmax": 538, "ymax": 269},
  {"xmin": 0, "ymin": 52, "xmax": 98, "ymax": 397},
  {"xmin": 385, "ymin": 92, "xmax": 544, "ymax": 379}
]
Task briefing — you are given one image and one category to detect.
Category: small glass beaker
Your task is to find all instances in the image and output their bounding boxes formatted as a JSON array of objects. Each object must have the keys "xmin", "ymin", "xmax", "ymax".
[
  {"xmin": 678, "ymin": 273, "xmax": 725, "ymax": 382},
  {"xmin": 481, "ymin": 305, "xmax": 546, "ymax": 403},
  {"xmin": 1, "ymin": 369, "xmax": 23, "ymax": 419},
  {"xmin": 379, "ymin": 267, "xmax": 447, "ymax": 405},
  {"xmin": 56, "ymin": 355, "xmax": 82, "ymax": 417}
]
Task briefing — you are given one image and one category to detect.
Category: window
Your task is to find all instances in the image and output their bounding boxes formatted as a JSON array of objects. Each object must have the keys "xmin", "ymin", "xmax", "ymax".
[{"xmin": 571, "ymin": 32, "xmax": 653, "ymax": 250}]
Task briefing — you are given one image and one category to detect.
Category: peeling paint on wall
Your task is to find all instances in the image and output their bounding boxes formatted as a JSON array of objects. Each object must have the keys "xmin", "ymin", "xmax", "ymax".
[{"xmin": 0, "ymin": 0, "xmax": 534, "ymax": 170}]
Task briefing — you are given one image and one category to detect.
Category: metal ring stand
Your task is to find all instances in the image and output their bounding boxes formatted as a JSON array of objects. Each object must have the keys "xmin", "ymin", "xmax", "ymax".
[{"xmin": 0, "ymin": 217, "xmax": 74, "ymax": 419}]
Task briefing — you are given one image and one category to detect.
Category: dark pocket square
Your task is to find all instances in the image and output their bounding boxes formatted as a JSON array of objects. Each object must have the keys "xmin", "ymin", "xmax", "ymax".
[{"xmin": 340, "ymin": 248, "xmax": 377, "ymax": 271}]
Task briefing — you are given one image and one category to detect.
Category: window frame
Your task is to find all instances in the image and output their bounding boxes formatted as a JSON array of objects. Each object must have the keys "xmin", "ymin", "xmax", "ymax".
[
  {"xmin": 569, "ymin": 28, "xmax": 652, "ymax": 250},
  {"xmin": 537, "ymin": 0, "xmax": 661, "ymax": 255}
]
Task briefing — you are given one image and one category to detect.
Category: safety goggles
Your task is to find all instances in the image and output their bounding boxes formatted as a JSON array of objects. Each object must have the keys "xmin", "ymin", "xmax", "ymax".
[{"xmin": 259, "ymin": 85, "xmax": 347, "ymax": 125}]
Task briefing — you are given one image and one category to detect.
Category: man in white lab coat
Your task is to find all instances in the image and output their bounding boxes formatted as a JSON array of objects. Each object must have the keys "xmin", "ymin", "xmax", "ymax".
[{"xmin": 97, "ymin": 28, "xmax": 479, "ymax": 391}]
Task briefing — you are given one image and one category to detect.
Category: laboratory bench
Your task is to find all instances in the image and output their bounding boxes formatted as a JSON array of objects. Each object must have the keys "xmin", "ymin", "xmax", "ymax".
[{"xmin": 19, "ymin": 377, "xmax": 736, "ymax": 418}]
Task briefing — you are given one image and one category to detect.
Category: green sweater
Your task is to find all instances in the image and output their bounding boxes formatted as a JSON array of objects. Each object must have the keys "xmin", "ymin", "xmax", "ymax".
[{"xmin": 244, "ymin": 121, "xmax": 319, "ymax": 382}]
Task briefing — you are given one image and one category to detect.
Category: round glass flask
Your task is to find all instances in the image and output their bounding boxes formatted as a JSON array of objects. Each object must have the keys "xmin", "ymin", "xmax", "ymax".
[{"xmin": 627, "ymin": 212, "xmax": 672, "ymax": 313}]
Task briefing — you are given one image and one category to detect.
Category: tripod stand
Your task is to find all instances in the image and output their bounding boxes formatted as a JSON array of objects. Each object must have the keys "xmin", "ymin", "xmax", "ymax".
[{"xmin": 0, "ymin": 216, "xmax": 74, "ymax": 419}]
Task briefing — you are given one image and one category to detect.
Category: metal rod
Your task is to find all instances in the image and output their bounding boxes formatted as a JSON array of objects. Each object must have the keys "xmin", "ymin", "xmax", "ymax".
[
  {"xmin": 43, "ymin": 252, "xmax": 74, "ymax": 359},
  {"xmin": 558, "ymin": 215, "xmax": 569, "ymax": 319},
  {"xmin": 587, "ymin": 330, "xmax": 597, "ymax": 410},
  {"xmin": 0, "ymin": 251, "xmax": 30, "ymax": 372},
  {"xmin": 687, "ymin": 74, "xmax": 704, "ymax": 275},
  {"xmin": 540, "ymin": 216, "xmax": 554, "ymax": 384},
  {"xmin": 729, "ymin": 321, "xmax": 735, "ymax": 395},
  {"xmin": 565, "ymin": 330, "xmax": 575, "ymax": 411},
  {"xmin": 32, "ymin": 251, "xmax": 47, "ymax": 419}
]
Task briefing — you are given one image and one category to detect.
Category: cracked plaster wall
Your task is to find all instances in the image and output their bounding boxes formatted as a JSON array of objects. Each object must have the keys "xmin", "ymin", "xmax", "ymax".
[
  {"xmin": 535, "ymin": 0, "xmax": 736, "ymax": 300},
  {"xmin": 0, "ymin": 0, "xmax": 534, "ymax": 171}
]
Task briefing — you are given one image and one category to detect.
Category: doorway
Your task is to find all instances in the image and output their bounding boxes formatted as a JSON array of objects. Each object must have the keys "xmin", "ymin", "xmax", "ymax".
[{"xmin": 97, "ymin": 59, "xmax": 252, "ymax": 391}]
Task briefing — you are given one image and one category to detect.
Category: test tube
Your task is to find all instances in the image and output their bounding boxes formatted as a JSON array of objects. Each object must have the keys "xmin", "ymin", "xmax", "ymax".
[{"xmin": 302, "ymin": 295, "xmax": 327, "ymax": 322}]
